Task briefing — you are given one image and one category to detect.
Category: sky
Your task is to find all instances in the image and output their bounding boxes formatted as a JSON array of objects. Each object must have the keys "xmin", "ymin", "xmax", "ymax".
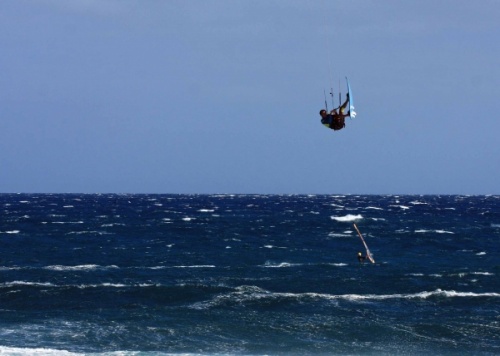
[{"xmin": 1, "ymin": 0, "xmax": 499, "ymax": 195}]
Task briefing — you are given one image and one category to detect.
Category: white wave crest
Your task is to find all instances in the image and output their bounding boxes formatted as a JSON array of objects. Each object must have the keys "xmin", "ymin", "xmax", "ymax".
[
  {"xmin": 261, "ymin": 262, "xmax": 300, "ymax": 268},
  {"xmin": 331, "ymin": 214, "xmax": 363, "ymax": 222},
  {"xmin": 0, "ymin": 346, "xmax": 78, "ymax": 355},
  {"xmin": 1, "ymin": 281, "xmax": 55, "ymax": 288},
  {"xmin": 410, "ymin": 201, "xmax": 428, "ymax": 205},
  {"xmin": 328, "ymin": 233, "xmax": 352, "ymax": 237},
  {"xmin": 191, "ymin": 287, "xmax": 500, "ymax": 310},
  {"xmin": 415, "ymin": 229, "xmax": 454, "ymax": 234},
  {"xmin": 44, "ymin": 265, "xmax": 119, "ymax": 271},
  {"xmin": 52, "ymin": 221, "xmax": 84, "ymax": 224},
  {"xmin": 390, "ymin": 205, "xmax": 410, "ymax": 210}
]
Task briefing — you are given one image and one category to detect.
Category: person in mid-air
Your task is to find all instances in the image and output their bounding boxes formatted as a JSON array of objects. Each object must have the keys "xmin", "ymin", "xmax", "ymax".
[
  {"xmin": 357, "ymin": 252, "xmax": 366, "ymax": 263},
  {"xmin": 320, "ymin": 93, "xmax": 350, "ymax": 131}
]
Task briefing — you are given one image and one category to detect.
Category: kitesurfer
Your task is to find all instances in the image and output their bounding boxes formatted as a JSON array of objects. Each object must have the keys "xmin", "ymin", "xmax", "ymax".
[
  {"xmin": 320, "ymin": 93, "xmax": 349, "ymax": 131},
  {"xmin": 357, "ymin": 252, "xmax": 366, "ymax": 263}
]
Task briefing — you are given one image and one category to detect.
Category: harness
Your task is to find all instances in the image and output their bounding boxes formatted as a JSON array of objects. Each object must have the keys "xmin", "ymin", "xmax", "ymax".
[{"xmin": 322, "ymin": 114, "xmax": 345, "ymax": 131}]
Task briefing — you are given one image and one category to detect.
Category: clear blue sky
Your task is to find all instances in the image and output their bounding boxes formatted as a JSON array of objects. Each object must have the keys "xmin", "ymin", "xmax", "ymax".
[{"xmin": 1, "ymin": 0, "xmax": 499, "ymax": 194}]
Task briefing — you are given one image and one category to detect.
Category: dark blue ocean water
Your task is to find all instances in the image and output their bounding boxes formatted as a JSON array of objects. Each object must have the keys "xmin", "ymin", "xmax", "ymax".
[{"xmin": 0, "ymin": 194, "xmax": 499, "ymax": 355}]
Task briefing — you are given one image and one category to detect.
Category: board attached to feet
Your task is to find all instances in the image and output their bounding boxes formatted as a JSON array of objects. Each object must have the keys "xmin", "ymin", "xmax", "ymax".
[{"xmin": 346, "ymin": 77, "xmax": 356, "ymax": 119}]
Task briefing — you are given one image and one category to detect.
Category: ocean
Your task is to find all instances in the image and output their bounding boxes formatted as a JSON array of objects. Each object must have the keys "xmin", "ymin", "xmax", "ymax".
[{"xmin": 0, "ymin": 194, "xmax": 499, "ymax": 355}]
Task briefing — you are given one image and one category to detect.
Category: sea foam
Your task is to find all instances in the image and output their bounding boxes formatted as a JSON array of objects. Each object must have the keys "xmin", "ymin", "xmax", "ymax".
[{"xmin": 330, "ymin": 214, "xmax": 363, "ymax": 222}]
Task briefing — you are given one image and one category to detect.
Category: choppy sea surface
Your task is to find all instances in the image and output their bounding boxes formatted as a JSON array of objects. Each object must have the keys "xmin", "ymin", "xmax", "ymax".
[{"xmin": 0, "ymin": 194, "xmax": 499, "ymax": 355}]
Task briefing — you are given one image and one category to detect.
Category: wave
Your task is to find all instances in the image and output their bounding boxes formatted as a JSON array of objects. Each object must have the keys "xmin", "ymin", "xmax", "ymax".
[
  {"xmin": 326, "ymin": 263, "xmax": 348, "ymax": 267},
  {"xmin": 44, "ymin": 265, "xmax": 119, "ymax": 271},
  {"xmin": 190, "ymin": 286, "xmax": 500, "ymax": 310},
  {"xmin": 1, "ymin": 281, "xmax": 56, "ymax": 287},
  {"xmin": 200, "ymin": 286, "xmax": 500, "ymax": 308},
  {"xmin": 330, "ymin": 289, "xmax": 500, "ymax": 301},
  {"xmin": 409, "ymin": 201, "xmax": 428, "ymax": 205},
  {"xmin": 0, "ymin": 264, "xmax": 217, "ymax": 272},
  {"xmin": 262, "ymin": 245, "xmax": 287, "ymax": 249},
  {"xmin": 52, "ymin": 221, "xmax": 84, "ymax": 224},
  {"xmin": 414, "ymin": 229, "xmax": 454, "ymax": 234},
  {"xmin": 0, "ymin": 347, "xmax": 80, "ymax": 355},
  {"xmin": 172, "ymin": 265, "xmax": 216, "ymax": 268},
  {"xmin": 260, "ymin": 262, "xmax": 301, "ymax": 268},
  {"xmin": 66, "ymin": 231, "xmax": 112, "ymax": 235},
  {"xmin": 0, "ymin": 347, "xmax": 173, "ymax": 356},
  {"xmin": 330, "ymin": 214, "xmax": 363, "ymax": 222},
  {"xmin": 407, "ymin": 272, "xmax": 494, "ymax": 278},
  {"xmin": 328, "ymin": 232, "xmax": 353, "ymax": 237},
  {"xmin": 1, "ymin": 230, "xmax": 20, "ymax": 234},
  {"xmin": 0, "ymin": 281, "xmax": 151, "ymax": 289},
  {"xmin": 390, "ymin": 205, "xmax": 411, "ymax": 210}
]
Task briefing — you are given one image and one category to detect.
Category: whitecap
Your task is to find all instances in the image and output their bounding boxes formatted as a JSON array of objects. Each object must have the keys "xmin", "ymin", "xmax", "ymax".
[
  {"xmin": 193, "ymin": 287, "xmax": 500, "ymax": 311},
  {"xmin": 44, "ymin": 265, "xmax": 119, "ymax": 271},
  {"xmin": 67, "ymin": 231, "xmax": 111, "ymax": 235},
  {"xmin": 331, "ymin": 214, "xmax": 363, "ymax": 222},
  {"xmin": 332, "ymin": 289, "xmax": 500, "ymax": 301},
  {"xmin": 390, "ymin": 205, "xmax": 410, "ymax": 210},
  {"xmin": 0, "ymin": 346, "xmax": 78, "ymax": 355},
  {"xmin": 1, "ymin": 281, "xmax": 55, "ymax": 288},
  {"xmin": 410, "ymin": 201, "xmax": 428, "ymax": 205},
  {"xmin": 330, "ymin": 204, "xmax": 345, "ymax": 208},
  {"xmin": 262, "ymin": 245, "xmax": 287, "ymax": 249},
  {"xmin": 3, "ymin": 230, "xmax": 20, "ymax": 234},
  {"xmin": 472, "ymin": 272, "xmax": 494, "ymax": 276},
  {"xmin": 52, "ymin": 221, "xmax": 84, "ymax": 224},
  {"xmin": 476, "ymin": 252, "xmax": 487, "ymax": 255},
  {"xmin": 261, "ymin": 262, "xmax": 300, "ymax": 268},
  {"xmin": 415, "ymin": 229, "xmax": 452, "ymax": 234},
  {"xmin": 328, "ymin": 233, "xmax": 351, "ymax": 237}
]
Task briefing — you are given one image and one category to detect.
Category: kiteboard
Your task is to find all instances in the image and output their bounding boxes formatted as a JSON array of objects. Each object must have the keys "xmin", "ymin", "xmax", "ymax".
[
  {"xmin": 346, "ymin": 77, "xmax": 356, "ymax": 118},
  {"xmin": 353, "ymin": 223, "xmax": 375, "ymax": 263}
]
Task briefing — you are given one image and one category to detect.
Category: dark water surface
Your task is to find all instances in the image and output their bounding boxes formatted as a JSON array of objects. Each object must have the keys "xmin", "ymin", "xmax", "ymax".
[{"xmin": 1, "ymin": 194, "xmax": 499, "ymax": 355}]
